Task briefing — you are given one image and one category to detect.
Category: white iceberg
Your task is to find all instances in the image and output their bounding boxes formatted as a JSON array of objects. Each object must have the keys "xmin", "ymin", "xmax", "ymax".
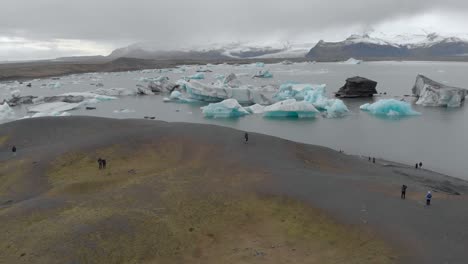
[
  {"xmin": 245, "ymin": 104, "xmax": 265, "ymax": 114},
  {"xmin": 10, "ymin": 89, "xmax": 21, "ymax": 99},
  {"xmin": 360, "ymin": 99, "xmax": 420, "ymax": 117},
  {"xmin": 255, "ymin": 62, "xmax": 265, "ymax": 67},
  {"xmin": 275, "ymin": 83, "xmax": 326, "ymax": 101},
  {"xmin": 264, "ymin": 99, "xmax": 319, "ymax": 118},
  {"xmin": 22, "ymin": 111, "xmax": 71, "ymax": 119},
  {"xmin": 0, "ymin": 103, "xmax": 15, "ymax": 121},
  {"xmin": 166, "ymin": 91, "xmax": 197, "ymax": 103},
  {"xmin": 201, "ymin": 99, "xmax": 250, "ymax": 118},
  {"xmin": 27, "ymin": 102, "xmax": 81, "ymax": 113},
  {"xmin": 179, "ymin": 80, "xmax": 276, "ymax": 105},
  {"xmin": 47, "ymin": 82, "xmax": 62, "ymax": 89},
  {"xmin": 412, "ymin": 75, "xmax": 467, "ymax": 107},
  {"xmin": 343, "ymin": 58, "xmax": 362, "ymax": 65},
  {"xmin": 93, "ymin": 87, "xmax": 137, "ymax": 96}
]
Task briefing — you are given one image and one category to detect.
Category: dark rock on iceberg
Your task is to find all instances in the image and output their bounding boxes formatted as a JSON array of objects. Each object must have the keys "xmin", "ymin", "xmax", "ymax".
[{"xmin": 335, "ymin": 76, "xmax": 378, "ymax": 98}]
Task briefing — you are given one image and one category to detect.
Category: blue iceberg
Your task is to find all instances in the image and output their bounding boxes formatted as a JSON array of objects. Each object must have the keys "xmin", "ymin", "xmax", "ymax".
[
  {"xmin": 324, "ymin": 99, "xmax": 349, "ymax": 118},
  {"xmin": 201, "ymin": 99, "xmax": 250, "ymax": 118},
  {"xmin": 360, "ymin": 99, "xmax": 420, "ymax": 117},
  {"xmin": 263, "ymin": 99, "xmax": 319, "ymax": 118}
]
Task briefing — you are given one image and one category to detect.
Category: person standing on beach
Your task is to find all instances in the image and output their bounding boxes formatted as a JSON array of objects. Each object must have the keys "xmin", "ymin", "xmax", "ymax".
[
  {"xmin": 98, "ymin": 158, "xmax": 103, "ymax": 170},
  {"xmin": 426, "ymin": 191, "xmax": 432, "ymax": 206},
  {"xmin": 372, "ymin": 157, "xmax": 375, "ymax": 164},
  {"xmin": 415, "ymin": 163, "xmax": 419, "ymax": 169},
  {"xmin": 419, "ymin": 162, "xmax": 423, "ymax": 169},
  {"xmin": 102, "ymin": 159, "xmax": 107, "ymax": 169},
  {"xmin": 401, "ymin": 185, "xmax": 407, "ymax": 199},
  {"xmin": 11, "ymin": 146, "xmax": 16, "ymax": 156},
  {"xmin": 244, "ymin": 132, "xmax": 249, "ymax": 144}
]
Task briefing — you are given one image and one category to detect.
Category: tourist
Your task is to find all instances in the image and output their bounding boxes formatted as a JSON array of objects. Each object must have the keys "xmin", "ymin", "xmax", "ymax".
[
  {"xmin": 401, "ymin": 185, "xmax": 407, "ymax": 199},
  {"xmin": 419, "ymin": 162, "xmax": 423, "ymax": 169},
  {"xmin": 102, "ymin": 159, "xmax": 107, "ymax": 169},
  {"xmin": 426, "ymin": 191, "xmax": 432, "ymax": 206},
  {"xmin": 11, "ymin": 145, "xmax": 16, "ymax": 156},
  {"xmin": 372, "ymin": 157, "xmax": 375, "ymax": 164},
  {"xmin": 244, "ymin": 132, "xmax": 249, "ymax": 143},
  {"xmin": 98, "ymin": 158, "xmax": 103, "ymax": 170},
  {"xmin": 415, "ymin": 163, "xmax": 418, "ymax": 169}
]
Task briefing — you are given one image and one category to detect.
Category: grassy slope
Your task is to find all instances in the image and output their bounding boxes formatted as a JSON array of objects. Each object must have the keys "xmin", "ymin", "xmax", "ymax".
[{"xmin": 0, "ymin": 139, "xmax": 397, "ymax": 264}]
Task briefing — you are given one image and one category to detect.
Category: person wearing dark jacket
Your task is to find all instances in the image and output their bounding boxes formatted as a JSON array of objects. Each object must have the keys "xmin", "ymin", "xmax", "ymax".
[
  {"xmin": 98, "ymin": 158, "xmax": 103, "ymax": 169},
  {"xmin": 102, "ymin": 159, "xmax": 107, "ymax": 169},
  {"xmin": 401, "ymin": 185, "xmax": 408, "ymax": 199},
  {"xmin": 244, "ymin": 132, "xmax": 249, "ymax": 143}
]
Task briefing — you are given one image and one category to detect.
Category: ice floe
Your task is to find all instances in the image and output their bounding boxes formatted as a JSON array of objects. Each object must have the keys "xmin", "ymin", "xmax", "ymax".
[
  {"xmin": 264, "ymin": 99, "xmax": 319, "ymax": 118},
  {"xmin": 412, "ymin": 75, "xmax": 467, "ymax": 107},
  {"xmin": 201, "ymin": 99, "xmax": 250, "ymax": 118},
  {"xmin": 360, "ymin": 99, "xmax": 420, "ymax": 117}
]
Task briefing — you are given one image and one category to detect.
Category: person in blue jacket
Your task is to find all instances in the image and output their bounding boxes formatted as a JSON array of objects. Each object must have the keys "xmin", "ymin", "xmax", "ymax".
[{"xmin": 426, "ymin": 191, "xmax": 432, "ymax": 206}]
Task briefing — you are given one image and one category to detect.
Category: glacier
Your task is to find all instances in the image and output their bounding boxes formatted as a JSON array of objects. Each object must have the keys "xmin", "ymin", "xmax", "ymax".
[
  {"xmin": 360, "ymin": 99, "xmax": 420, "ymax": 117},
  {"xmin": 201, "ymin": 99, "xmax": 250, "ymax": 118},
  {"xmin": 412, "ymin": 75, "xmax": 467, "ymax": 107},
  {"xmin": 263, "ymin": 99, "xmax": 319, "ymax": 118}
]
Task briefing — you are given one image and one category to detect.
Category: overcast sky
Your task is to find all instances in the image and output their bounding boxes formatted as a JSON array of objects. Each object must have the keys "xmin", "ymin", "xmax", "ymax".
[{"xmin": 2, "ymin": 0, "xmax": 468, "ymax": 61}]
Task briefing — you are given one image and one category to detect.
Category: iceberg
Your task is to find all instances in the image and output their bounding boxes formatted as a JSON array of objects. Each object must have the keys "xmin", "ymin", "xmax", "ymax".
[
  {"xmin": 10, "ymin": 89, "xmax": 21, "ymax": 99},
  {"xmin": 201, "ymin": 99, "xmax": 250, "ymax": 118},
  {"xmin": 245, "ymin": 104, "xmax": 265, "ymax": 114},
  {"xmin": 188, "ymin": 73, "xmax": 205, "ymax": 80},
  {"xmin": 253, "ymin": 70, "xmax": 273, "ymax": 78},
  {"xmin": 275, "ymin": 83, "xmax": 326, "ymax": 101},
  {"xmin": 412, "ymin": 75, "xmax": 467, "ymax": 107},
  {"xmin": 179, "ymin": 80, "xmax": 276, "ymax": 105},
  {"xmin": 196, "ymin": 67, "xmax": 212, "ymax": 73},
  {"xmin": 360, "ymin": 99, "xmax": 420, "ymax": 117},
  {"xmin": 323, "ymin": 99, "xmax": 349, "ymax": 118},
  {"xmin": 342, "ymin": 58, "xmax": 362, "ymax": 65},
  {"xmin": 166, "ymin": 91, "xmax": 197, "ymax": 103},
  {"xmin": 0, "ymin": 103, "xmax": 15, "ymax": 121},
  {"xmin": 47, "ymin": 82, "xmax": 62, "ymax": 89},
  {"xmin": 93, "ymin": 87, "xmax": 137, "ymax": 96},
  {"xmin": 60, "ymin": 92, "xmax": 117, "ymax": 102},
  {"xmin": 22, "ymin": 111, "xmax": 71, "ymax": 119},
  {"xmin": 27, "ymin": 102, "xmax": 81, "ymax": 113},
  {"xmin": 264, "ymin": 99, "xmax": 319, "ymax": 118}
]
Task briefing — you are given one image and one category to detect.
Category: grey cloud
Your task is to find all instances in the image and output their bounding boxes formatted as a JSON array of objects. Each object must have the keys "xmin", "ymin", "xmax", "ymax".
[{"xmin": 2, "ymin": 0, "xmax": 468, "ymax": 54}]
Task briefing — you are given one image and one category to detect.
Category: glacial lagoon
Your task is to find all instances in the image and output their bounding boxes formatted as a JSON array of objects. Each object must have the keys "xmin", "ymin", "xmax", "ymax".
[{"xmin": 1, "ymin": 61, "xmax": 468, "ymax": 180}]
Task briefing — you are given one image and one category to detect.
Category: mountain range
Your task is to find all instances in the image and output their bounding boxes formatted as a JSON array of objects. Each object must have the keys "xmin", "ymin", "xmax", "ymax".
[{"xmin": 306, "ymin": 33, "xmax": 468, "ymax": 61}]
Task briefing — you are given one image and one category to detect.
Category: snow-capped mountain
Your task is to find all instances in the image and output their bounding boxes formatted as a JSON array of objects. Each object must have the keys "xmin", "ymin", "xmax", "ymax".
[
  {"xmin": 108, "ymin": 42, "xmax": 311, "ymax": 60},
  {"xmin": 306, "ymin": 33, "xmax": 468, "ymax": 61}
]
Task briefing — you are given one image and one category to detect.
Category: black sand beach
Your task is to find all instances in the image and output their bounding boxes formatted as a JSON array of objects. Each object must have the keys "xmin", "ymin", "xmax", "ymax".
[{"xmin": 0, "ymin": 117, "xmax": 467, "ymax": 263}]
